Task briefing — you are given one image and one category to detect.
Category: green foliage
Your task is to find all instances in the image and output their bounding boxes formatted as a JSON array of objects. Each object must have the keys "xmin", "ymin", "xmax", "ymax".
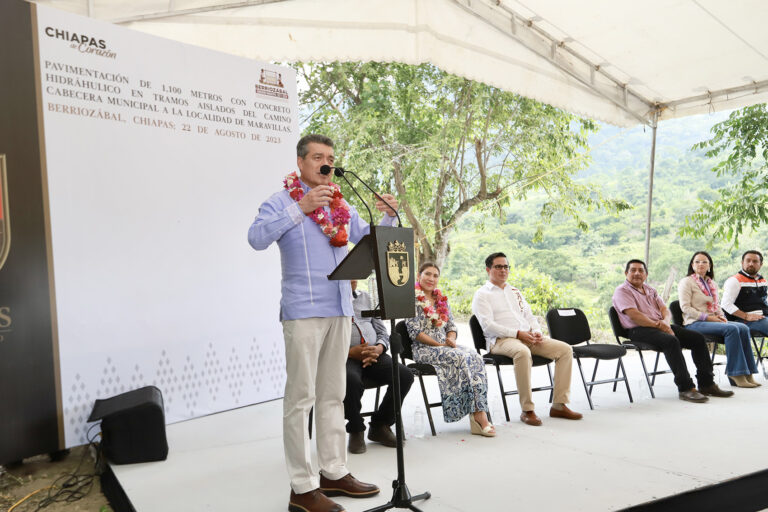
[
  {"xmin": 507, "ymin": 265, "xmax": 570, "ymax": 316},
  {"xmin": 294, "ymin": 61, "xmax": 630, "ymax": 266},
  {"xmin": 294, "ymin": 64, "xmax": 762, "ymax": 340},
  {"xmin": 441, "ymin": 262, "xmax": 569, "ymax": 319},
  {"xmin": 680, "ymin": 104, "xmax": 768, "ymax": 247},
  {"xmin": 439, "ymin": 109, "xmax": 768, "ymax": 341},
  {"xmin": 440, "ymin": 278, "xmax": 482, "ymax": 319}
]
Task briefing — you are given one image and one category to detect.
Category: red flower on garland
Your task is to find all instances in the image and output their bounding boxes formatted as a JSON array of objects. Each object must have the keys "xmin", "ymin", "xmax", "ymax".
[
  {"xmin": 283, "ymin": 172, "xmax": 351, "ymax": 247},
  {"xmin": 415, "ymin": 283, "xmax": 450, "ymax": 328}
]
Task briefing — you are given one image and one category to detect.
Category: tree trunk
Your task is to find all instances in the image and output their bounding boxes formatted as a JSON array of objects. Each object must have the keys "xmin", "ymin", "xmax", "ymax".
[{"xmin": 418, "ymin": 237, "xmax": 450, "ymax": 269}]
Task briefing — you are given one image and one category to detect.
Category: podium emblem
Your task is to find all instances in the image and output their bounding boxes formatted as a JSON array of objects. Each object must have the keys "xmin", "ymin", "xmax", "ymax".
[
  {"xmin": 386, "ymin": 241, "xmax": 409, "ymax": 287},
  {"xmin": 0, "ymin": 156, "xmax": 9, "ymax": 272}
]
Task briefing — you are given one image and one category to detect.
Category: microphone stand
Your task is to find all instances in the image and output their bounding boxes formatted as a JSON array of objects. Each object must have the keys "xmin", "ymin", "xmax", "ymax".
[
  {"xmin": 332, "ymin": 167, "xmax": 429, "ymax": 511},
  {"xmin": 335, "ymin": 168, "xmax": 402, "ymax": 227},
  {"xmin": 363, "ymin": 322, "xmax": 430, "ymax": 512},
  {"xmin": 333, "ymin": 168, "xmax": 375, "ymax": 226}
]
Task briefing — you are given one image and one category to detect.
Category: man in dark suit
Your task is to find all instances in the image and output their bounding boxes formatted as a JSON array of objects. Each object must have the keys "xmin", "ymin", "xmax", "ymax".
[{"xmin": 345, "ymin": 280, "xmax": 413, "ymax": 454}]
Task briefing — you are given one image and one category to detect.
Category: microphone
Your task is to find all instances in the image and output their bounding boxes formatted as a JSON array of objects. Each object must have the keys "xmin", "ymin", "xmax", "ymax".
[{"xmin": 319, "ymin": 165, "xmax": 345, "ymax": 176}]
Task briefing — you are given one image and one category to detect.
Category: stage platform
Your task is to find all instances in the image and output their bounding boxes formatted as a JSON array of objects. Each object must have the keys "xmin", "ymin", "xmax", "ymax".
[{"xmin": 110, "ymin": 333, "xmax": 768, "ymax": 511}]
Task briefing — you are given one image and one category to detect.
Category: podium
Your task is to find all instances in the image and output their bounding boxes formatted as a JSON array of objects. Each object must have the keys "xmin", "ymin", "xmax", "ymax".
[
  {"xmin": 328, "ymin": 225, "xmax": 431, "ymax": 511},
  {"xmin": 329, "ymin": 226, "xmax": 415, "ymax": 319}
]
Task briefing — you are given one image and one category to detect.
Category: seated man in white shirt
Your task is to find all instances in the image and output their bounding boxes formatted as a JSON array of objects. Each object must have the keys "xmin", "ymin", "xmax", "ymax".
[{"xmin": 471, "ymin": 252, "xmax": 582, "ymax": 426}]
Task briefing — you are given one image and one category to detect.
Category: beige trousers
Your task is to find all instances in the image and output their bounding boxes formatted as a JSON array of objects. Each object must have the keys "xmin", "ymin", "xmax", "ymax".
[
  {"xmin": 282, "ymin": 316, "xmax": 351, "ymax": 493},
  {"xmin": 490, "ymin": 335, "xmax": 573, "ymax": 411}
]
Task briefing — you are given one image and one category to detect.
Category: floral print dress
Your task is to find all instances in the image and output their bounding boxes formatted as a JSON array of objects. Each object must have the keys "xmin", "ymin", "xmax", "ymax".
[{"xmin": 405, "ymin": 299, "xmax": 489, "ymax": 422}]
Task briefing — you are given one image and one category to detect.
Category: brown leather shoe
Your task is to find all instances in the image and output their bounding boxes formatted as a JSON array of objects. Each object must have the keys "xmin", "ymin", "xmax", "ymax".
[
  {"xmin": 289, "ymin": 489, "xmax": 344, "ymax": 512},
  {"xmin": 348, "ymin": 431, "xmax": 366, "ymax": 454},
  {"xmin": 367, "ymin": 423, "xmax": 397, "ymax": 447},
  {"xmin": 520, "ymin": 410, "xmax": 542, "ymax": 426},
  {"xmin": 699, "ymin": 383, "xmax": 735, "ymax": 397},
  {"xmin": 319, "ymin": 473, "xmax": 380, "ymax": 498},
  {"xmin": 549, "ymin": 405, "xmax": 583, "ymax": 420},
  {"xmin": 679, "ymin": 388, "xmax": 709, "ymax": 403}
]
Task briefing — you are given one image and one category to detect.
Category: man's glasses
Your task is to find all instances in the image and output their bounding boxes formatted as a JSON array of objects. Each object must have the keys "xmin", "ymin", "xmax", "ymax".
[{"xmin": 492, "ymin": 265, "xmax": 510, "ymax": 270}]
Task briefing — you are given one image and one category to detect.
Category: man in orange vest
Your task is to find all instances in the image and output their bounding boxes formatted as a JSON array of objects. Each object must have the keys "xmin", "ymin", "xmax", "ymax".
[{"xmin": 722, "ymin": 250, "xmax": 768, "ymax": 337}]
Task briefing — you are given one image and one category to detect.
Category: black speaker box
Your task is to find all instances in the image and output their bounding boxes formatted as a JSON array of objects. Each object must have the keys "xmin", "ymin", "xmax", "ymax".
[{"xmin": 88, "ymin": 386, "xmax": 168, "ymax": 465}]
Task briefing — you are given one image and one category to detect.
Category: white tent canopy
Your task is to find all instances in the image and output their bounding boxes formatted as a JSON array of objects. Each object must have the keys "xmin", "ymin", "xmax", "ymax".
[
  {"xmin": 31, "ymin": 0, "xmax": 768, "ymax": 263},
  {"xmin": 34, "ymin": 0, "xmax": 768, "ymax": 127}
]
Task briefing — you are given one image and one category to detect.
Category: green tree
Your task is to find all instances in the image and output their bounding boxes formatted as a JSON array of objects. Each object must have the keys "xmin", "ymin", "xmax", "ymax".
[
  {"xmin": 295, "ymin": 61, "xmax": 630, "ymax": 266},
  {"xmin": 680, "ymin": 104, "xmax": 768, "ymax": 247}
]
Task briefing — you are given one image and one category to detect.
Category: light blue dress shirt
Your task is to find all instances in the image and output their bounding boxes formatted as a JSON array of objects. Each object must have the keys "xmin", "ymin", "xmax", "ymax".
[{"xmin": 248, "ymin": 179, "xmax": 397, "ymax": 321}]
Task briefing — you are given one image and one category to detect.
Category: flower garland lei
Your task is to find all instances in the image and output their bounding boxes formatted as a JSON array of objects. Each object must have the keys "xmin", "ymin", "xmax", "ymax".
[
  {"xmin": 415, "ymin": 283, "xmax": 450, "ymax": 328},
  {"xmin": 283, "ymin": 172, "xmax": 350, "ymax": 247},
  {"xmin": 691, "ymin": 274, "xmax": 720, "ymax": 314}
]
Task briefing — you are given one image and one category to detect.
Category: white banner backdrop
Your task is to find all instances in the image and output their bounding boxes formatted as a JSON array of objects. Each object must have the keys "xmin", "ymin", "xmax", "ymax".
[{"xmin": 35, "ymin": 4, "xmax": 296, "ymax": 446}]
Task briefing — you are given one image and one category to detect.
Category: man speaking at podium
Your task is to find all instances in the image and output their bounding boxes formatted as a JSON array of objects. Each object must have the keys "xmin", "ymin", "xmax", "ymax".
[{"xmin": 248, "ymin": 134, "xmax": 399, "ymax": 512}]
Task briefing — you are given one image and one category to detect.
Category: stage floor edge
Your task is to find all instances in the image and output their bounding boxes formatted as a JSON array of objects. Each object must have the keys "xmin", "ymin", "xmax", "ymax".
[{"xmin": 108, "ymin": 351, "xmax": 768, "ymax": 512}]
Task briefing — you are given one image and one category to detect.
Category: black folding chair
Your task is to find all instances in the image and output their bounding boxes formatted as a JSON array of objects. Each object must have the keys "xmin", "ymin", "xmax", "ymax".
[
  {"xmin": 394, "ymin": 320, "xmax": 441, "ymax": 436},
  {"xmin": 468, "ymin": 315, "xmax": 554, "ymax": 422},
  {"xmin": 669, "ymin": 300, "xmax": 725, "ymax": 367},
  {"xmin": 309, "ymin": 377, "xmax": 382, "ymax": 439},
  {"xmin": 608, "ymin": 306, "xmax": 671, "ymax": 398},
  {"xmin": 546, "ymin": 308, "xmax": 632, "ymax": 410},
  {"xmin": 724, "ymin": 312, "xmax": 768, "ymax": 370},
  {"xmin": 750, "ymin": 333, "xmax": 768, "ymax": 371}
]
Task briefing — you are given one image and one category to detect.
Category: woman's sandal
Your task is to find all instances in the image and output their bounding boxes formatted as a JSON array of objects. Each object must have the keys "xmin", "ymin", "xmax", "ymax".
[{"xmin": 469, "ymin": 416, "xmax": 496, "ymax": 437}]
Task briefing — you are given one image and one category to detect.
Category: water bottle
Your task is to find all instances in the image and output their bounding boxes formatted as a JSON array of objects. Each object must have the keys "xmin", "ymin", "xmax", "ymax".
[
  {"xmin": 412, "ymin": 409, "xmax": 425, "ymax": 438},
  {"xmin": 490, "ymin": 396, "xmax": 504, "ymax": 423},
  {"xmin": 637, "ymin": 378, "xmax": 652, "ymax": 400},
  {"xmin": 762, "ymin": 363, "xmax": 768, "ymax": 381},
  {"xmin": 713, "ymin": 368, "xmax": 721, "ymax": 384}
]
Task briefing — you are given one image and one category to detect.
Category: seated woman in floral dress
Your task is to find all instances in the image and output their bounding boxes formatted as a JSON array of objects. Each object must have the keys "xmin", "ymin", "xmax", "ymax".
[{"xmin": 405, "ymin": 262, "xmax": 495, "ymax": 436}]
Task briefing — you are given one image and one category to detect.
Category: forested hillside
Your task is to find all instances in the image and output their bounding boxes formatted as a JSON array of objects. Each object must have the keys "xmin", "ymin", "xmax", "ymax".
[
  {"xmin": 294, "ymin": 62, "xmax": 765, "ymax": 338},
  {"xmin": 441, "ymin": 111, "xmax": 768, "ymax": 334}
]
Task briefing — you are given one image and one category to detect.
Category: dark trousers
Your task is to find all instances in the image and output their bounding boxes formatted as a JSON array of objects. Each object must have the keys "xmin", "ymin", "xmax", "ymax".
[
  {"xmin": 627, "ymin": 324, "xmax": 714, "ymax": 392},
  {"xmin": 344, "ymin": 353, "xmax": 414, "ymax": 433}
]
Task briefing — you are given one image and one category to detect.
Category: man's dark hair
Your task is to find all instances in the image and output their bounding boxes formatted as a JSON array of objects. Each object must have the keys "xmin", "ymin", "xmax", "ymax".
[
  {"xmin": 742, "ymin": 250, "xmax": 764, "ymax": 263},
  {"xmin": 624, "ymin": 259, "xmax": 647, "ymax": 273},
  {"xmin": 296, "ymin": 134, "xmax": 334, "ymax": 158},
  {"xmin": 485, "ymin": 252, "xmax": 508, "ymax": 269},
  {"xmin": 686, "ymin": 251, "xmax": 714, "ymax": 279}
]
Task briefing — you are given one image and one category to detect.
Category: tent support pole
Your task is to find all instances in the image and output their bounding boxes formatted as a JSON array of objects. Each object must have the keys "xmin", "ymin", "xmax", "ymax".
[{"xmin": 644, "ymin": 110, "xmax": 659, "ymax": 267}]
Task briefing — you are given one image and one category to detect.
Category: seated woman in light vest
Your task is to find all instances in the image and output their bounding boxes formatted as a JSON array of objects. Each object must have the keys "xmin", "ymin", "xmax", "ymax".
[{"xmin": 678, "ymin": 251, "xmax": 759, "ymax": 388}]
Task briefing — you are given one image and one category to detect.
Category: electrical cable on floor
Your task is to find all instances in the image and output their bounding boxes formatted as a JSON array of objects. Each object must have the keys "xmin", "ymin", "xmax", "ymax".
[
  {"xmin": 3, "ymin": 423, "xmax": 105, "ymax": 512},
  {"xmin": 32, "ymin": 423, "xmax": 104, "ymax": 511},
  {"xmin": 7, "ymin": 487, "xmax": 54, "ymax": 512}
]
